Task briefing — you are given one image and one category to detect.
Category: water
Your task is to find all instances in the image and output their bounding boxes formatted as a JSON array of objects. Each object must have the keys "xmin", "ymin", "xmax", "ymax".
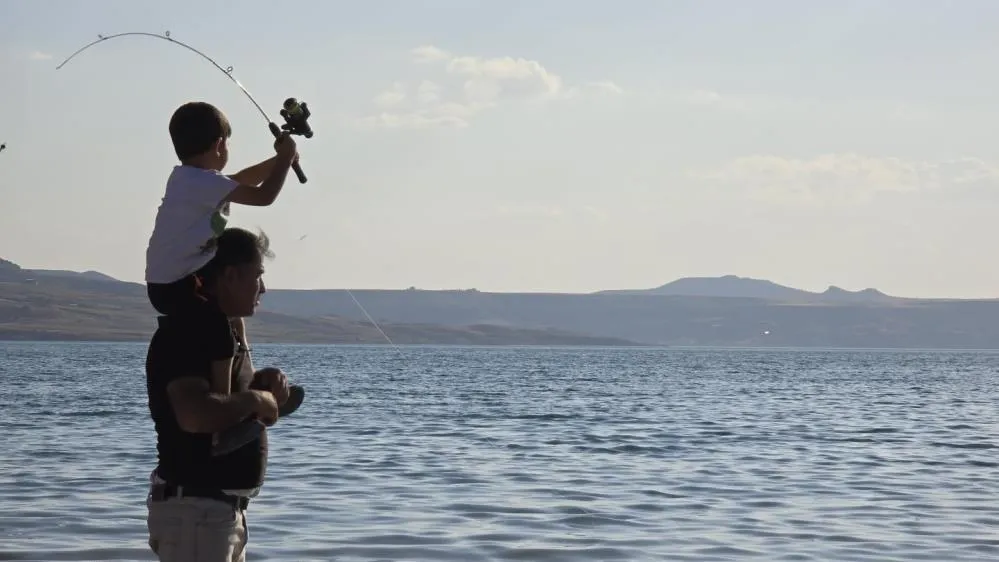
[{"xmin": 0, "ymin": 343, "xmax": 997, "ymax": 561}]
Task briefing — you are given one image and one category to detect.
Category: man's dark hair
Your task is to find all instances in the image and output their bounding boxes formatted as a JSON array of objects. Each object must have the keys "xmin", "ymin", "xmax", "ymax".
[
  {"xmin": 169, "ymin": 102, "xmax": 232, "ymax": 161},
  {"xmin": 198, "ymin": 228, "xmax": 273, "ymax": 284}
]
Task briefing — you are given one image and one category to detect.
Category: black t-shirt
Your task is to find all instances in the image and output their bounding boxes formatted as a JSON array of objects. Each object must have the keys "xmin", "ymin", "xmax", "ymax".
[{"xmin": 146, "ymin": 314, "xmax": 268, "ymax": 489}]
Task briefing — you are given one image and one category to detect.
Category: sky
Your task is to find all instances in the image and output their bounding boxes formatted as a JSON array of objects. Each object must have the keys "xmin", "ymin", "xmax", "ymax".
[{"xmin": 4, "ymin": 0, "xmax": 999, "ymax": 298}]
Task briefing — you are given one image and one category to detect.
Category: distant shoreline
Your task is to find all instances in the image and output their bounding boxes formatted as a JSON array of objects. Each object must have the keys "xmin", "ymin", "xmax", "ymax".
[
  {"xmin": 5, "ymin": 339, "xmax": 999, "ymax": 354},
  {"xmin": 6, "ymin": 260, "xmax": 999, "ymax": 349}
]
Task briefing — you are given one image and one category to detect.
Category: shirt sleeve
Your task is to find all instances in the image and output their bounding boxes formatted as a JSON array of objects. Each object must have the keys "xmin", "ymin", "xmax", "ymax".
[
  {"xmin": 152, "ymin": 317, "xmax": 236, "ymax": 388},
  {"xmin": 148, "ymin": 320, "xmax": 237, "ymax": 418},
  {"xmin": 149, "ymin": 322, "xmax": 216, "ymax": 389}
]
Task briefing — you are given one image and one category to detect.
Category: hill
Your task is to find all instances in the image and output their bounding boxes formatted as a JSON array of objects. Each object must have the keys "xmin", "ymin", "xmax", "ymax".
[
  {"xmin": 5, "ymin": 259, "xmax": 999, "ymax": 348},
  {"xmin": 595, "ymin": 274, "xmax": 902, "ymax": 304},
  {"xmin": 255, "ymin": 287, "xmax": 999, "ymax": 348},
  {"xmin": 0, "ymin": 260, "xmax": 637, "ymax": 346}
]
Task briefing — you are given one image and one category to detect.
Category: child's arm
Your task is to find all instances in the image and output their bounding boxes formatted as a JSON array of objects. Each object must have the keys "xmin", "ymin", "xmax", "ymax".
[
  {"xmin": 228, "ymin": 156, "xmax": 278, "ymax": 187},
  {"xmin": 224, "ymin": 136, "xmax": 298, "ymax": 207}
]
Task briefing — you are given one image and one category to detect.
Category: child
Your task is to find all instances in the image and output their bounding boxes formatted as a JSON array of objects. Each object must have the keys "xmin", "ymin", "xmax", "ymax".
[{"xmin": 144, "ymin": 101, "xmax": 299, "ymax": 448}]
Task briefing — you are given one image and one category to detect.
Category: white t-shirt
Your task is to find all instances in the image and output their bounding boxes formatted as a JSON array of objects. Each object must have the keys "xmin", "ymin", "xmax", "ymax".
[{"xmin": 145, "ymin": 165, "xmax": 239, "ymax": 284}]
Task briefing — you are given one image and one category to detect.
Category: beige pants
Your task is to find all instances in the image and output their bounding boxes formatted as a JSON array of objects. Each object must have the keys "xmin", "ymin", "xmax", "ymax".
[{"xmin": 146, "ymin": 493, "xmax": 248, "ymax": 562}]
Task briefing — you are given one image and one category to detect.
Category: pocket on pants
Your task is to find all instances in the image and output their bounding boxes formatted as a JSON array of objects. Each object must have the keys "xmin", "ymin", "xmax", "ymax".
[
  {"xmin": 147, "ymin": 504, "xmax": 187, "ymax": 560},
  {"xmin": 195, "ymin": 506, "xmax": 247, "ymax": 561}
]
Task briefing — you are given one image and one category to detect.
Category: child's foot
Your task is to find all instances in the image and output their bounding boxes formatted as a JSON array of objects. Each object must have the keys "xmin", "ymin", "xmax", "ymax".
[{"xmin": 211, "ymin": 385, "xmax": 306, "ymax": 456}]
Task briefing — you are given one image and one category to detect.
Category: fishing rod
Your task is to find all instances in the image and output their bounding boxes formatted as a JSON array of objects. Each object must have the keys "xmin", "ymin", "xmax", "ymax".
[
  {"xmin": 54, "ymin": 30, "xmax": 397, "ymax": 349},
  {"xmin": 56, "ymin": 30, "xmax": 310, "ymax": 183},
  {"xmin": 53, "ymin": 30, "xmax": 400, "ymax": 454}
]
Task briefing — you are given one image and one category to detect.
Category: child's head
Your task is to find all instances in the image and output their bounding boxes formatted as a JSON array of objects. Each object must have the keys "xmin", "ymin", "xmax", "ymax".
[{"xmin": 169, "ymin": 102, "xmax": 232, "ymax": 170}]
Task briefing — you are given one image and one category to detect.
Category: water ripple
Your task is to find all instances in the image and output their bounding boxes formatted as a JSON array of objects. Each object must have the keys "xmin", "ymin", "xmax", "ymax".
[{"xmin": 0, "ymin": 343, "xmax": 997, "ymax": 561}]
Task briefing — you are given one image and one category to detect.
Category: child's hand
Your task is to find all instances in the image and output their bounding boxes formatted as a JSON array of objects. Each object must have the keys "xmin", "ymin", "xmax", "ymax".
[{"xmin": 274, "ymin": 133, "xmax": 297, "ymax": 161}]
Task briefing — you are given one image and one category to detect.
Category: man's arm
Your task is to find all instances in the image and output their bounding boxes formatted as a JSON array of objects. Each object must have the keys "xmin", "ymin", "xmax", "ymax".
[
  {"xmin": 229, "ymin": 317, "xmax": 258, "ymax": 375},
  {"xmin": 167, "ymin": 376, "xmax": 272, "ymax": 434},
  {"xmin": 209, "ymin": 358, "xmax": 233, "ymax": 396}
]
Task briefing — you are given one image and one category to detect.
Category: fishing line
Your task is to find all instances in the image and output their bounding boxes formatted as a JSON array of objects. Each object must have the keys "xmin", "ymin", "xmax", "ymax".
[
  {"xmin": 57, "ymin": 36, "xmax": 602, "ymax": 526},
  {"xmin": 56, "ymin": 30, "xmax": 397, "ymax": 348},
  {"xmin": 57, "ymin": 35, "xmax": 611, "ymax": 536},
  {"xmin": 56, "ymin": 31, "xmax": 271, "ymax": 123}
]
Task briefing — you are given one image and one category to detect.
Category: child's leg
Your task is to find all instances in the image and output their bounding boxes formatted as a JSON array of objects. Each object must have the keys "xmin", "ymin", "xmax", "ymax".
[{"xmin": 147, "ymin": 275, "xmax": 201, "ymax": 316}]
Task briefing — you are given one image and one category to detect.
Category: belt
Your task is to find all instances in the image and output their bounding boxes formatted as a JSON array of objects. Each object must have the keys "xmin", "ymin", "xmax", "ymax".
[{"xmin": 150, "ymin": 482, "xmax": 249, "ymax": 510}]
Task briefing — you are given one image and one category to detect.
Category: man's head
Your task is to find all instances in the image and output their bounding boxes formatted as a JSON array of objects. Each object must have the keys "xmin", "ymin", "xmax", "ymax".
[
  {"xmin": 169, "ymin": 102, "xmax": 232, "ymax": 170},
  {"xmin": 198, "ymin": 228, "xmax": 272, "ymax": 317}
]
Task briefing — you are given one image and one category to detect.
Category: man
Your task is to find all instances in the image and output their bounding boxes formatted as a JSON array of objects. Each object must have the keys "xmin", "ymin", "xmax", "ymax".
[{"xmin": 144, "ymin": 227, "xmax": 289, "ymax": 561}]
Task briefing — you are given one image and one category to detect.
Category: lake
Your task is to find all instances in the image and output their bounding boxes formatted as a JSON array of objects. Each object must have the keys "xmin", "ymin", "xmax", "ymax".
[{"xmin": 1, "ymin": 342, "xmax": 997, "ymax": 561}]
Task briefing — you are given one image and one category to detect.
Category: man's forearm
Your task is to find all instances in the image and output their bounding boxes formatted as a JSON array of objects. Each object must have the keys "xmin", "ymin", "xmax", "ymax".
[
  {"xmin": 189, "ymin": 390, "xmax": 261, "ymax": 434},
  {"xmin": 229, "ymin": 156, "xmax": 278, "ymax": 186}
]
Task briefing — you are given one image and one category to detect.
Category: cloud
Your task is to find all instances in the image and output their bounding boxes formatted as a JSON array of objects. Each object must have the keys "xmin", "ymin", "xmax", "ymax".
[
  {"xmin": 356, "ymin": 45, "xmax": 623, "ymax": 129},
  {"xmin": 411, "ymin": 45, "xmax": 451, "ymax": 64},
  {"xmin": 495, "ymin": 204, "xmax": 566, "ymax": 219},
  {"xmin": 445, "ymin": 53, "xmax": 565, "ymax": 102},
  {"xmin": 676, "ymin": 89, "xmax": 746, "ymax": 111},
  {"xmin": 416, "ymin": 80, "xmax": 441, "ymax": 104},
  {"xmin": 355, "ymin": 112, "xmax": 469, "ymax": 130},
  {"xmin": 493, "ymin": 203, "xmax": 611, "ymax": 225},
  {"xmin": 28, "ymin": 51, "xmax": 52, "ymax": 61},
  {"xmin": 580, "ymin": 205, "xmax": 610, "ymax": 224},
  {"xmin": 688, "ymin": 153, "xmax": 999, "ymax": 204},
  {"xmin": 886, "ymin": 103, "xmax": 935, "ymax": 122},
  {"xmin": 372, "ymin": 82, "xmax": 407, "ymax": 107},
  {"xmin": 583, "ymin": 81, "xmax": 625, "ymax": 96}
]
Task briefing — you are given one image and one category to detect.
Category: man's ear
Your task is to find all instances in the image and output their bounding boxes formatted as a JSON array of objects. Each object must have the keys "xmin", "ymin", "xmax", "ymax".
[
  {"xmin": 214, "ymin": 137, "xmax": 226, "ymax": 156},
  {"xmin": 220, "ymin": 264, "xmax": 237, "ymax": 285}
]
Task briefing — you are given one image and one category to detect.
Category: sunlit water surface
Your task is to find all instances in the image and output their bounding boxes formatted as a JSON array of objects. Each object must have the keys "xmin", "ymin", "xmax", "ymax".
[{"xmin": 1, "ymin": 343, "xmax": 997, "ymax": 561}]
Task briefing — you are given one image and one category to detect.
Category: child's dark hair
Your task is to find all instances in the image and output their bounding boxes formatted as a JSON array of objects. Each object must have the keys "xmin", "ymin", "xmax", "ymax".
[{"xmin": 168, "ymin": 102, "xmax": 232, "ymax": 161}]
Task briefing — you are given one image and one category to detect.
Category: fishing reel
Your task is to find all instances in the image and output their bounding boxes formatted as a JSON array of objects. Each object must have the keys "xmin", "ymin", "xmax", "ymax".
[
  {"xmin": 279, "ymin": 98, "xmax": 313, "ymax": 138},
  {"xmin": 267, "ymin": 97, "xmax": 313, "ymax": 183}
]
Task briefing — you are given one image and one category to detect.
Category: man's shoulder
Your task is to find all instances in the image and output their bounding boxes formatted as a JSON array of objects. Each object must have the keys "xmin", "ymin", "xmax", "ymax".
[
  {"xmin": 149, "ymin": 316, "xmax": 224, "ymax": 358},
  {"xmin": 148, "ymin": 316, "xmax": 238, "ymax": 370},
  {"xmin": 148, "ymin": 318, "xmax": 200, "ymax": 371},
  {"xmin": 150, "ymin": 316, "xmax": 199, "ymax": 346}
]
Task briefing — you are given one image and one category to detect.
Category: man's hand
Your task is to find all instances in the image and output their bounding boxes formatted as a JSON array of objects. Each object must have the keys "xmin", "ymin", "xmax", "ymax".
[{"xmin": 254, "ymin": 367, "xmax": 290, "ymax": 405}]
